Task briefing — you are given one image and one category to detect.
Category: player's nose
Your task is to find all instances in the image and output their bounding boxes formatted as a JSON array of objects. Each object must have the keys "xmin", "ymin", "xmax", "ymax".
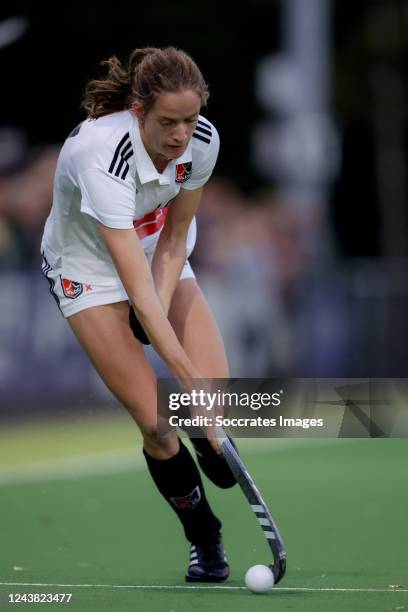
[{"xmin": 172, "ymin": 124, "xmax": 188, "ymax": 144}]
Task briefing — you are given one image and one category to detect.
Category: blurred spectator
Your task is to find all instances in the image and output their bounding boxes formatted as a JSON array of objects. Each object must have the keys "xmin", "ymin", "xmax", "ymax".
[
  {"xmin": 0, "ymin": 144, "xmax": 59, "ymax": 268},
  {"xmin": 191, "ymin": 179, "xmax": 312, "ymax": 376}
]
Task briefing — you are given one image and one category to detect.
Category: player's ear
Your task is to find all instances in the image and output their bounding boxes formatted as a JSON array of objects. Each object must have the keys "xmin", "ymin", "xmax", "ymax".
[{"xmin": 131, "ymin": 100, "xmax": 145, "ymax": 123}]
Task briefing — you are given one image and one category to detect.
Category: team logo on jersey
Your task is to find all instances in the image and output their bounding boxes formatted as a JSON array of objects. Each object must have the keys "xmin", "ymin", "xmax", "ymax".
[
  {"xmin": 170, "ymin": 485, "xmax": 201, "ymax": 510},
  {"xmin": 175, "ymin": 162, "xmax": 192, "ymax": 183},
  {"xmin": 60, "ymin": 277, "xmax": 83, "ymax": 299}
]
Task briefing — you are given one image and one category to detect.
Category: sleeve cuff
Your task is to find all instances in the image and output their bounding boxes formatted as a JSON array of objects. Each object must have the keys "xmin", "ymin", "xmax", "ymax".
[
  {"xmin": 81, "ymin": 204, "xmax": 134, "ymax": 230},
  {"xmin": 181, "ymin": 177, "xmax": 209, "ymax": 191}
]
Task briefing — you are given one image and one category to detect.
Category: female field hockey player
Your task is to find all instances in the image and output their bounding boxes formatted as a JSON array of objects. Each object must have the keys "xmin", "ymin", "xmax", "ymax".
[{"xmin": 40, "ymin": 46, "xmax": 236, "ymax": 582}]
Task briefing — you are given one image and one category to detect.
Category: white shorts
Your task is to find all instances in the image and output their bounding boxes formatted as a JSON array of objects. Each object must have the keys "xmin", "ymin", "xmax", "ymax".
[{"xmin": 41, "ymin": 231, "xmax": 196, "ymax": 319}]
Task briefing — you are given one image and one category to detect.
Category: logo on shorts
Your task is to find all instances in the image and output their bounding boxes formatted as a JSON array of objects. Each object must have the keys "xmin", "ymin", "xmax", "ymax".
[
  {"xmin": 175, "ymin": 162, "xmax": 192, "ymax": 183},
  {"xmin": 60, "ymin": 277, "xmax": 83, "ymax": 299},
  {"xmin": 170, "ymin": 485, "xmax": 201, "ymax": 510}
]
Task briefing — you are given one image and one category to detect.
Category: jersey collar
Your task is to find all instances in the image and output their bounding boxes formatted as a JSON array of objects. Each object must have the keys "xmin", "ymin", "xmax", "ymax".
[{"xmin": 129, "ymin": 113, "xmax": 192, "ymax": 186}]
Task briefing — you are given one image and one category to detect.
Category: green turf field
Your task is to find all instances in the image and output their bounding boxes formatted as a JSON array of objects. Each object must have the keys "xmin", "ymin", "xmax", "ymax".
[{"xmin": 0, "ymin": 414, "xmax": 407, "ymax": 611}]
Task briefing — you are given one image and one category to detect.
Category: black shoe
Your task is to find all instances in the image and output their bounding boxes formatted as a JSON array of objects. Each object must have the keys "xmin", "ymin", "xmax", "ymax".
[
  {"xmin": 190, "ymin": 436, "xmax": 237, "ymax": 489},
  {"xmin": 185, "ymin": 533, "xmax": 229, "ymax": 582}
]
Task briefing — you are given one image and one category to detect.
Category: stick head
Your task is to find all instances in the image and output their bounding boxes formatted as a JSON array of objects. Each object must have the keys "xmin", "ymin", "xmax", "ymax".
[{"xmin": 270, "ymin": 558, "xmax": 286, "ymax": 584}]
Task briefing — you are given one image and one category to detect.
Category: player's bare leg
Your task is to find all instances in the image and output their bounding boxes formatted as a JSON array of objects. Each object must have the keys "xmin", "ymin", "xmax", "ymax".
[
  {"xmin": 169, "ymin": 278, "xmax": 237, "ymax": 480},
  {"xmin": 67, "ymin": 300, "xmax": 176, "ymax": 459},
  {"xmin": 68, "ymin": 300, "xmax": 224, "ymax": 579},
  {"xmin": 169, "ymin": 278, "xmax": 229, "ymax": 378}
]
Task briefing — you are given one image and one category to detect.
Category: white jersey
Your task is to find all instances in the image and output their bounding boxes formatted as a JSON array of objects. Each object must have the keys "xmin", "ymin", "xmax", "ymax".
[{"xmin": 41, "ymin": 110, "xmax": 219, "ymax": 284}]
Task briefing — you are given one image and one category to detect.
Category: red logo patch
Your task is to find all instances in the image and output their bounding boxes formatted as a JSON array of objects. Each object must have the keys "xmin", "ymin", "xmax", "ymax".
[
  {"xmin": 170, "ymin": 485, "xmax": 201, "ymax": 510},
  {"xmin": 175, "ymin": 162, "xmax": 192, "ymax": 183},
  {"xmin": 61, "ymin": 277, "xmax": 83, "ymax": 299}
]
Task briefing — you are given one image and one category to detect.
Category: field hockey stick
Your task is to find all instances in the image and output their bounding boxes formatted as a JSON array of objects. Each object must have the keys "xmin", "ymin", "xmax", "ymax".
[{"xmin": 218, "ymin": 433, "xmax": 287, "ymax": 583}]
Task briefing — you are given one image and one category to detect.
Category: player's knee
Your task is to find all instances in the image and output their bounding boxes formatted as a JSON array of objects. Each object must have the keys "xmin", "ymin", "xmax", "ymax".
[
  {"xmin": 141, "ymin": 425, "xmax": 179, "ymax": 459},
  {"xmin": 140, "ymin": 421, "xmax": 160, "ymax": 441}
]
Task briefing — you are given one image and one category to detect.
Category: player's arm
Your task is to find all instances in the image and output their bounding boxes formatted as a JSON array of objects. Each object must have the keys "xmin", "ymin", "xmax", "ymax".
[
  {"xmin": 98, "ymin": 222, "xmax": 200, "ymax": 382},
  {"xmin": 151, "ymin": 187, "xmax": 203, "ymax": 314},
  {"xmin": 150, "ymin": 118, "xmax": 220, "ymax": 315}
]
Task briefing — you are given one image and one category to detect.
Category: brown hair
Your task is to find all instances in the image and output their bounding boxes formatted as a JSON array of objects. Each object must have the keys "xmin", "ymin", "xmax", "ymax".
[{"xmin": 82, "ymin": 46, "xmax": 209, "ymax": 119}]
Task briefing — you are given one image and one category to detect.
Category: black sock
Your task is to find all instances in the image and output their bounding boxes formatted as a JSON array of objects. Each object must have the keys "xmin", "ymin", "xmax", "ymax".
[
  {"xmin": 143, "ymin": 439, "xmax": 221, "ymax": 544},
  {"xmin": 189, "ymin": 436, "xmax": 238, "ymax": 489}
]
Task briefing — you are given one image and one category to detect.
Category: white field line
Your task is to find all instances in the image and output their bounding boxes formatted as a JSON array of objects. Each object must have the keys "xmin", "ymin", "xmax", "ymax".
[
  {"xmin": 0, "ymin": 448, "xmax": 144, "ymax": 486},
  {"xmin": 0, "ymin": 581, "xmax": 407, "ymax": 593},
  {"xmin": 0, "ymin": 439, "xmax": 346, "ymax": 487}
]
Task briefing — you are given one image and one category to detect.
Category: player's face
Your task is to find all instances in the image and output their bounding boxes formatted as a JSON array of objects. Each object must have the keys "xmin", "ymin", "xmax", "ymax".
[{"xmin": 133, "ymin": 90, "xmax": 201, "ymax": 164}]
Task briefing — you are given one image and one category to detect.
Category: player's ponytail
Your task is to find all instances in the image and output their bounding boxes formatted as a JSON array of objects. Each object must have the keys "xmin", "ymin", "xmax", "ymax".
[
  {"xmin": 81, "ymin": 54, "xmax": 133, "ymax": 118},
  {"xmin": 82, "ymin": 46, "xmax": 209, "ymax": 119}
]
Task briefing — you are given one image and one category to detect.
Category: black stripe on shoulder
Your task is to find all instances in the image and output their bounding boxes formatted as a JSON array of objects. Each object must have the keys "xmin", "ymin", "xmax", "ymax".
[
  {"xmin": 108, "ymin": 133, "xmax": 131, "ymax": 175},
  {"xmin": 114, "ymin": 141, "xmax": 133, "ymax": 177},
  {"xmin": 120, "ymin": 149, "xmax": 134, "ymax": 179},
  {"xmin": 197, "ymin": 118, "xmax": 212, "ymax": 131},
  {"xmin": 193, "ymin": 132, "xmax": 211, "ymax": 144},
  {"xmin": 195, "ymin": 124, "xmax": 212, "ymax": 138},
  {"xmin": 68, "ymin": 122, "xmax": 83, "ymax": 138}
]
